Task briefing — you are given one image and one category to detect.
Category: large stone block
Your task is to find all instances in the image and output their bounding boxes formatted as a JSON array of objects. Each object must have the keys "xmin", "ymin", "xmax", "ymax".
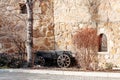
[
  {"xmin": 0, "ymin": 38, "xmax": 11, "ymax": 43},
  {"xmin": 46, "ymin": 31, "xmax": 54, "ymax": 37},
  {"xmin": 44, "ymin": 38, "xmax": 51, "ymax": 46},
  {"xmin": 3, "ymin": 43, "xmax": 12, "ymax": 49},
  {"xmin": 33, "ymin": 29, "xmax": 42, "ymax": 38},
  {"xmin": 7, "ymin": 49, "xmax": 15, "ymax": 53},
  {"xmin": 48, "ymin": 24, "xmax": 54, "ymax": 30}
]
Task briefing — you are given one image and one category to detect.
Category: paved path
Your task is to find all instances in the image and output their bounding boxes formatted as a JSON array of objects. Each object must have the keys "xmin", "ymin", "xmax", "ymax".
[
  {"xmin": 0, "ymin": 71, "xmax": 120, "ymax": 80},
  {"xmin": 0, "ymin": 69, "xmax": 120, "ymax": 80}
]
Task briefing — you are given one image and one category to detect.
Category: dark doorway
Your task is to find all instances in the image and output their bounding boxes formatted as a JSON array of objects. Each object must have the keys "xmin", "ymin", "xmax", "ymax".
[{"xmin": 98, "ymin": 34, "xmax": 107, "ymax": 52}]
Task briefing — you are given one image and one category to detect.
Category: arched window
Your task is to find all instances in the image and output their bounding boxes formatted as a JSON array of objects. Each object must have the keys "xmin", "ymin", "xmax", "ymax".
[
  {"xmin": 98, "ymin": 34, "xmax": 107, "ymax": 52},
  {"xmin": 19, "ymin": 3, "xmax": 27, "ymax": 14}
]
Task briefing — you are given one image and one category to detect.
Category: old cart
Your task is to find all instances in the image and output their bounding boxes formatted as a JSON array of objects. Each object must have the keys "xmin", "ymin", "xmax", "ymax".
[{"xmin": 34, "ymin": 51, "xmax": 75, "ymax": 68}]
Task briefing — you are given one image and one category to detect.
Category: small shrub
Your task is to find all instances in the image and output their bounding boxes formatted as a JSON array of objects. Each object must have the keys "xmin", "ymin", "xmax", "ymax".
[
  {"xmin": 105, "ymin": 63, "xmax": 113, "ymax": 70},
  {"xmin": 8, "ymin": 57, "xmax": 26, "ymax": 68},
  {"xmin": 0, "ymin": 53, "xmax": 26, "ymax": 68},
  {"xmin": 73, "ymin": 28, "xmax": 99, "ymax": 70},
  {"xmin": 0, "ymin": 53, "xmax": 12, "ymax": 67}
]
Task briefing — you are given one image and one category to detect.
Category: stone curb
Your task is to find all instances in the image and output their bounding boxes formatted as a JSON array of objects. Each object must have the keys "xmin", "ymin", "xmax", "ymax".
[{"xmin": 0, "ymin": 69, "xmax": 120, "ymax": 78}]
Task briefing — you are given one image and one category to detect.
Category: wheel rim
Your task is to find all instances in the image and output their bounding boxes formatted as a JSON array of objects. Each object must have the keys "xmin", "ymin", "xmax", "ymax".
[
  {"xmin": 57, "ymin": 54, "xmax": 71, "ymax": 68},
  {"xmin": 35, "ymin": 56, "xmax": 45, "ymax": 66}
]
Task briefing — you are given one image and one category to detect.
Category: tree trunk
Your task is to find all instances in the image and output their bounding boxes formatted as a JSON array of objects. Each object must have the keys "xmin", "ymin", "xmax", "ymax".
[{"xmin": 25, "ymin": 0, "xmax": 33, "ymax": 67}]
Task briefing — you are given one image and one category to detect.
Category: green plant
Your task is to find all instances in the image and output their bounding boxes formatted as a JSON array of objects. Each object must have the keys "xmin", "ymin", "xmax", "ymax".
[{"xmin": 105, "ymin": 62, "xmax": 113, "ymax": 70}]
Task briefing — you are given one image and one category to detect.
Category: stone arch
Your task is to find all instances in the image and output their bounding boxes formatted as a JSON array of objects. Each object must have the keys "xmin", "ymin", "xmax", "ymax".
[{"xmin": 98, "ymin": 34, "xmax": 107, "ymax": 52}]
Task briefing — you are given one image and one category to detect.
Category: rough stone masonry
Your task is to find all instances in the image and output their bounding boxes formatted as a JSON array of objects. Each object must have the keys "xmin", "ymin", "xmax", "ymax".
[{"xmin": 0, "ymin": 0, "xmax": 120, "ymax": 68}]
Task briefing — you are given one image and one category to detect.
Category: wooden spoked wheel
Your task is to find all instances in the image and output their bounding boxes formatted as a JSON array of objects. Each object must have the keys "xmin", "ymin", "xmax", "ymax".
[
  {"xmin": 57, "ymin": 54, "xmax": 71, "ymax": 68},
  {"xmin": 35, "ymin": 56, "xmax": 45, "ymax": 66}
]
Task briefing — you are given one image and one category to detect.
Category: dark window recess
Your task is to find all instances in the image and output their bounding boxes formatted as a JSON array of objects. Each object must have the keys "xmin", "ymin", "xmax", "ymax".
[
  {"xmin": 98, "ymin": 34, "xmax": 107, "ymax": 52},
  {"xmin": 19, "ymin": 3, "xmax": 27, "ymax": 14}
]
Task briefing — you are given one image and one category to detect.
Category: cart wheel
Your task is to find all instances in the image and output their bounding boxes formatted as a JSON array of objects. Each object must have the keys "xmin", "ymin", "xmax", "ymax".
[
  {"xmin": 57, "ymin": 54, "xmax": 71, "ymax": 68},
  {"xmin": 35, "ymin": 56, "xmax": 45, "ymax": 66}
]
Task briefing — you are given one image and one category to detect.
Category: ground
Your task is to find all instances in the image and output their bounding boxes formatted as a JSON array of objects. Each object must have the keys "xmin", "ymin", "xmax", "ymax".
[
  {"xmin": 1, "ymin": 69, "xmax": 120, "ymax": 80},
  {"xmin": 0, "ymin": 71, "xmax": 120, "ymax": 80}
]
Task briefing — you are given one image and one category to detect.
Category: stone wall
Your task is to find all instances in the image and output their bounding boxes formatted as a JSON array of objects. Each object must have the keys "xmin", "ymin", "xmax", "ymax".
[
  {"xmin": 54, "ymin": 0, "xmax": 120, "ymax": 67},
  {"xmin": 97, "ymin": 22, "xmax": 120, "ymax": 67},
  {"xmin": 97, "ymin": 0, "xmax": 120, "ymax": 67},
  {"xmin": 1, "ymin": 0, "xmax": 120, "ymax": 67},
  {"xmin": 33, "ymin": 0, "xmax": 55, "ymax": 51},
  {"xmin": 0, "ymin": 0, "xmax": 55, "ymax": 53},
  {"xmin": 0, "ymin": 0, "xmax": 26, "ymax": 53},
  {"xmin": 54, "ymin": 0, "xmax": 91, "ymax": 52}
]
